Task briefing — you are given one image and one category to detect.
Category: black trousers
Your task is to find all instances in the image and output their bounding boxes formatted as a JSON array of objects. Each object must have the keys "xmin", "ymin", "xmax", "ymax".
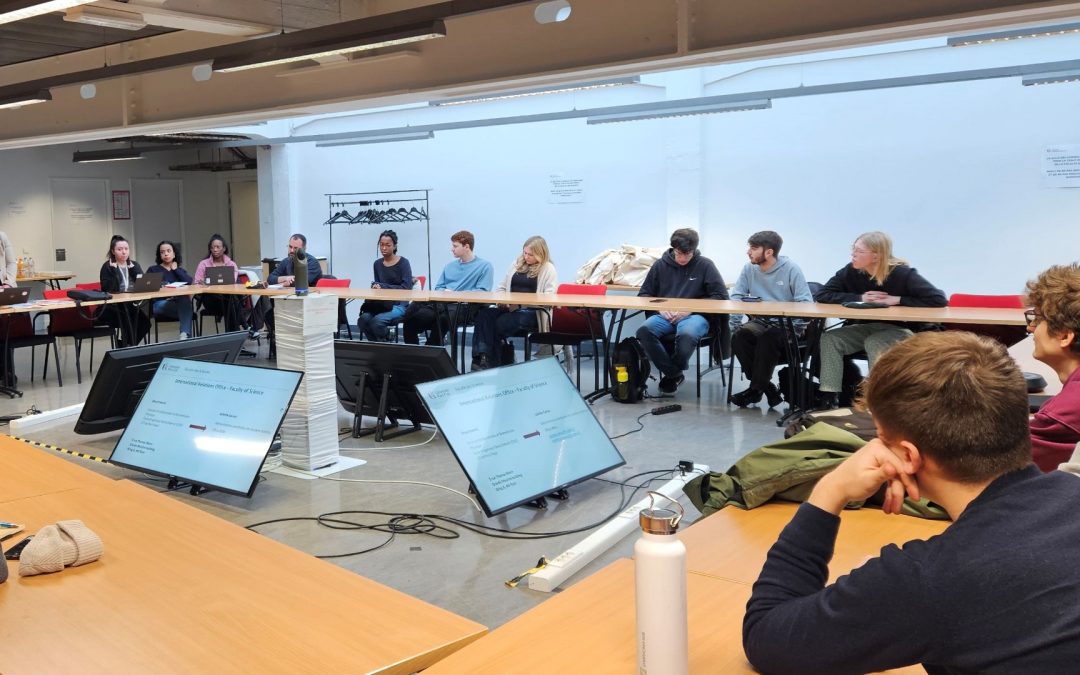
[
  {"xmin": 403, "ymin": 302, "xmax": 476, "ymax": 346},
  {"xmin": 731, "ymin": 319, "xmax": 788, "ymax": 391}
]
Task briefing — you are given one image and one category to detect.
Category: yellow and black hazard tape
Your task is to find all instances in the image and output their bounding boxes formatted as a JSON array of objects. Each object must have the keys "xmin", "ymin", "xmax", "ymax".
[{"xmin": 11, "ymin": 436, "xmax": 110, "ymax": 464}]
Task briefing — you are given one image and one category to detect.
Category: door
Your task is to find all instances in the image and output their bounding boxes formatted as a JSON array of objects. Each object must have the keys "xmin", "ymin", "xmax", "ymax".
[
  {"xmin": 228, "ymin": 180, "xmax": 260, "ymax": 266},
  {"xmin": 50, "ymin": 178, "xmax": 111, "ymax": 285},
  {"xmin": 131, "ymin": 178, "xmax": 184, "ymax": 267}
]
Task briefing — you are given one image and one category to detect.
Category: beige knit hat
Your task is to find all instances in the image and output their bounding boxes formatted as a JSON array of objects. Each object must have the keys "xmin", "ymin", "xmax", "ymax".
[{"xmin": 19, "ymin": 520, "xmax": 104, "ymax": 577}]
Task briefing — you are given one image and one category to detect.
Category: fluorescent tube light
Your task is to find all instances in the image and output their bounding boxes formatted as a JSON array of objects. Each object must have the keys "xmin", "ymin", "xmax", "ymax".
[
  {"xmin": 0, "ymin": 0, "xmax": 93, "ymax": 25},
  {"xmin": 1021, "ymin": 69, "xmax": 1080, "ymax": 86},
  {"xmin": 214, "ymin": 21, "xmax": 446, "ymax": 73},
  {"xmin": 64, "ymin": 5, "xmax": 145, "ymax": 29},
  {"xmin": 0, "ymin": 89, "xmax": 51, "ymax": 110},
  {"xmin": 948, "ymin": 22, "xmax": 1080, "ymax": 46},
  {"xmin": 431, "ymin": 77, "xmax": 640, "ymax": 106},
  {"xmin": 315, "ymin": 131, "xmax": 434, "ymax": 147},
  {"xmin": 586, "ymin": 99, "xmax": 771, "ymax": 124},
  {"xmin": 73, "ymin": 148, "xmax": 144, "ymax": 163}
]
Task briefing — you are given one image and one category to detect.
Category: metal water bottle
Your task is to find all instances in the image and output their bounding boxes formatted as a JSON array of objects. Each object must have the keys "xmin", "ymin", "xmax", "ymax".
[{"xmin": 635, "ymin": 492, "xmax": 688, "ymax": 675}]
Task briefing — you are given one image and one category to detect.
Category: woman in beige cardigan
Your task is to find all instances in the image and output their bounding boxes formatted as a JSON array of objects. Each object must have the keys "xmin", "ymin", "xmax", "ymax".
[
  {"xmin": 0, "ymin": 231, "xmax": 18, "ymax": 287},
  {"xmin": 470, "ymin": 235, "xmax": 556, "ymax": 371}
]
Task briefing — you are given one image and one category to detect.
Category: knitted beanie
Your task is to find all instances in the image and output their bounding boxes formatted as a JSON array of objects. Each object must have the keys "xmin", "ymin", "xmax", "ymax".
[{"xmin": 19, "ymin": 520, "xmax": 104, "ymax": 577}]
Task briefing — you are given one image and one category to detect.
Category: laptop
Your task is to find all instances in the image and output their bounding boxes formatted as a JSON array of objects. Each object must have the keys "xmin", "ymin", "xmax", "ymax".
[
  {"xmin": 0, "ymin": 287, "xmax": 30, "ymax": 306},
  {"xmin": 205, "ymin": 267, "xmax": 236, "ymax": 285},
  {"xmin": 124, "ymin": 272, "xmax": 162, "ymax": 294}
]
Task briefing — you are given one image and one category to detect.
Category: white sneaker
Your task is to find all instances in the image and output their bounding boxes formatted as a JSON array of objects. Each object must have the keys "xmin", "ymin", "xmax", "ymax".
[{"xmin": 178, "ymin": 332, "xmax": 189, "ymax": 340}]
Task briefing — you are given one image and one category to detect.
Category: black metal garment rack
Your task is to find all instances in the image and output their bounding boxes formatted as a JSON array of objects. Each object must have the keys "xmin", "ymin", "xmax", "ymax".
[{"xmin": 323, "ymin": 189, "xmax": 432, "ymax": 281}]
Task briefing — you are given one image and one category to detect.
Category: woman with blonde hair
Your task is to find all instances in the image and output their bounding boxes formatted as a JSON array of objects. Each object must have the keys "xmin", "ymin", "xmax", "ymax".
[
  {"xmin": 815, "ymin": 231, "xmax": 946, "ymax": 406},
  {"xmin": 470, "ymin": 235, "xmax": 557, "ymax": 370}
]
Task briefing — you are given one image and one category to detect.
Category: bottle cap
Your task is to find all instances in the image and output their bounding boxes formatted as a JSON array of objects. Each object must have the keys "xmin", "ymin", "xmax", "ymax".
[{"xmin": 639, "ymin": 491, "xmax": 684, "ymax": 534}]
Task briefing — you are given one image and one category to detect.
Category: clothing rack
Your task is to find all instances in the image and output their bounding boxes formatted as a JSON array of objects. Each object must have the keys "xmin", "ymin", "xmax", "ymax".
[{"xmin": 323, "ymin": 189, "xmax": 431, "ymax": 280}]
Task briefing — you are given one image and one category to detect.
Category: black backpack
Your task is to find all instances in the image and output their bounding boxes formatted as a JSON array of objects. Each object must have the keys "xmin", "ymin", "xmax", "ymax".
[{"xmin": 610, "ymin": 337, "xmax": 650, "ymax": 403}]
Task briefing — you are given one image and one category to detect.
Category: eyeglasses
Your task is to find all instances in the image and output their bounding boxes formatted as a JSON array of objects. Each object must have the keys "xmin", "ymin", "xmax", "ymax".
[{"xmin": 1024, "ymin": 309, "xmax": 1043, "ymax": 328}]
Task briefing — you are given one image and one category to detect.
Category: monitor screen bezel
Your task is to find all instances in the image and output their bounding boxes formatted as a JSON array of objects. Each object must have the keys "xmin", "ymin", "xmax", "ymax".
[
  {"xmin": 107, "ymin": 357, "xmax": 303, "ymax": 498},
  {"xmin": 415, "ymin": 358, "xmax": 626, "ymax": 517}
]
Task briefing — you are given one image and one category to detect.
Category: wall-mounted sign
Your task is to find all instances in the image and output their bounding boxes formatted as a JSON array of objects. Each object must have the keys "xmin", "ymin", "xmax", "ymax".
[
  {"xmin": 112, "ymin": 190, "xmax": 131, "ymax": 219},
  {"xmin": 1043, "ymin": 145, "xmax": 1080, "ymax": 188}
]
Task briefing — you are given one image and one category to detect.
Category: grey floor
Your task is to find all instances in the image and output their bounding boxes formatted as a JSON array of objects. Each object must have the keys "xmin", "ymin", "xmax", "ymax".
[{"xmin": 0, "ymin": 327, "xmax": 790, "ymax": 629}]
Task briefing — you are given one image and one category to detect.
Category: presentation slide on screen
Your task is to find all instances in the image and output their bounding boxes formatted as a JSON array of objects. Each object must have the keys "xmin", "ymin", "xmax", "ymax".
[
  {"xmin": 416, "ymin": 358, "xmax": 624, "ymax": 513},
  {"xmin": 111, "ymin": 358, "xmax": 302, "ymax": 493}
]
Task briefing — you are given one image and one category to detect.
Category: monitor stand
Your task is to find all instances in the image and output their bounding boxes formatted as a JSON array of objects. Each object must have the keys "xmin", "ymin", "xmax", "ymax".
[
  {"xmin": 350, "ymin": 372, "xmax": 422, "ymax": 442},
  {"xmin": 167, "ymin": 476, "xmax": 212, "ymax": 496}
]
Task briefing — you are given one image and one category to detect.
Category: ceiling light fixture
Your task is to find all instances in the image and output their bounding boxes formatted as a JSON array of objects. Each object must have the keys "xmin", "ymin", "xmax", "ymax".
[
  {"xmin": 586, "ymin": 99, "xmax": 771, "ymax": 124},
  {"xmin": 213, "ymin": 20, "xmax": 446, "ymax": 73},
  {"xmin": 0, "ymin": 0, "xmax": 93, "ymax": 25},
  {"xmin": 63, "ymin": 5, "xmax": 146, "ymax": 30},
  {"xmin": 431, "ymin": 76, "xmax": 640, "ymax": 106},
  {"xmin": 73, "ymin": 147, "xmax": 144, "ymax": 163},
  {"xmin": 0, "ymin": 89, "xmax": 52, "ymax": 111},
  {"xmin": 1021, "ymin": 68, "xmax": 1080, "ymax": 86},
  {"xmin": 315, "ymin": 131, "xmax": 434, "ymax": 147},
  {"xmin": 88, "ymin": 0, "xmax": 274, "ymax": 37},
  {"xmin": 948, "ymin": 22, "xmax": 1080, "ymax": 46}
]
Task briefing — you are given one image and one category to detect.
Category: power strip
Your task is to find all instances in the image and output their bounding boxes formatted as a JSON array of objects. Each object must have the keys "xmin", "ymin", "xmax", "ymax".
[
  {"xmin": 528, "ymin": 462, "xmax": 710, "ymax": 592},
  {"xmin": 651, "ymin": 404, "xmax": 681, "ymax": 415}
]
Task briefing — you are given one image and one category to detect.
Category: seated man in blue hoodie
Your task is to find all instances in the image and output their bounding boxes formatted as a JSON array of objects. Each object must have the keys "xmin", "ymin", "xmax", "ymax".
[
  {"xmin": 636, "ymin": 228, "xmax": 728, "ymax": 394},
  {"xmin": 729, "ymin": 230, "xmax": 813, "ymax": 409}
]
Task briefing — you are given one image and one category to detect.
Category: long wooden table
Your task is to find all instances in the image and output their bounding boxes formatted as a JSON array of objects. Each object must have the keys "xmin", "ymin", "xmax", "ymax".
[
  {"xmin": 426, "ymin": 504, "xmax": 945, "ymax": 674},
  {"xmin": 0, "ymin": 437, "xmax": 487, "ymax": 673}
]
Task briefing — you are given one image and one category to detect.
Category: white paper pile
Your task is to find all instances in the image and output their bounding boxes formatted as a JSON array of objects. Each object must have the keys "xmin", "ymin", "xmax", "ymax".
[{"xmin": 275, "ymin": 293, "xmax": 340, "ymax": 470}]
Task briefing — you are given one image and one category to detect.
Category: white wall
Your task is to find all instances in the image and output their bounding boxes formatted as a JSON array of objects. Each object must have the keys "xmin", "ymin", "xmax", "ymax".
[
  {"xmin": 0, "ymin": 144, "xmax": 237, "ymax": 281},
  {"xmin": 266, "ymin": 35, "xmax": 1080, "ymax": 296}
]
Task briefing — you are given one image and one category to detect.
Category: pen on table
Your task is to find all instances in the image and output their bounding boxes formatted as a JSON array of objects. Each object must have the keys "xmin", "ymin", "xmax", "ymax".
[{"xmin": 1, "ymin": 521, "xmax": 20, "ymax": 528}]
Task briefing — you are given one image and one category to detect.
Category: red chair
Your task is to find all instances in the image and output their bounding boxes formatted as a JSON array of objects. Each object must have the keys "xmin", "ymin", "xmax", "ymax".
[
  {"xmin": 316, "ymin": 277, "xmax": 353, "ymax": 339},
  {"xmin": 39, "ymin": 289, "xmax": 115, "ymax": 383},
  {"xmin": 4, "ymin": 310, "xmax": 62, "ymax": 387},
  {"xmin": 945, "ymin": 293, "xmax": 1027, "ymax": 347},
  {"xmin": 526, "ymin": 283, "xmax": 608, "ymax": 390}
]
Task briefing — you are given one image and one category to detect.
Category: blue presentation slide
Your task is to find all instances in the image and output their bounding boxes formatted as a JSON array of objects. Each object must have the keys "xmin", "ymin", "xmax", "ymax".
[
  {"xmin": 416, "ymin": 358, "xmax": 624, "ymax": 514},
  {"xmin": 111, "ymin": 358, "xmax": 302, "ymax": 494}
]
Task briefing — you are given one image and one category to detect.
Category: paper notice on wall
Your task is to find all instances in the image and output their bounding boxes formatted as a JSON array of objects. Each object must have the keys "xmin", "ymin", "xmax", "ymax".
[
  {"xmin": 548, "ymin": 175, "xmax": 585, "ymax": 204},
  {"xmin": 68, "ymin": 205, "xmax": 95, "ymax": 221},
  {"xmin": 7, "ymin": 200, "xmax": 26, "ymax": 217},
  {"xmin": 1042, "ymin": 145, "xmax": 1080, "ymax": 187}
]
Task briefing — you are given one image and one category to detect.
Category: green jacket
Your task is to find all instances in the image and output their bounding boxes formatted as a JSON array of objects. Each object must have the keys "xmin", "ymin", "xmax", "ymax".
[{"xmin": 684, "ymin": 422, "xmax": 948, "ymax": 520}]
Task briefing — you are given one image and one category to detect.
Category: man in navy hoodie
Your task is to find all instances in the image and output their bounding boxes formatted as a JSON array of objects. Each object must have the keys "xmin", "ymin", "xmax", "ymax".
[{"xmin": 636, "ymin": 228, "xmax": 728, "ymax": 394}]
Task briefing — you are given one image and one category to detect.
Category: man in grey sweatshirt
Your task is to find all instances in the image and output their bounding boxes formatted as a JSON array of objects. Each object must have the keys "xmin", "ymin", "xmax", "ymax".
[{"xmin": 729, "ymin": 231, "xmax": 813, "ymax": 408}]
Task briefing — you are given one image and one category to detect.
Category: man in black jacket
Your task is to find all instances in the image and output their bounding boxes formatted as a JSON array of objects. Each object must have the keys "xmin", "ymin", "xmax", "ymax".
[
  {"xmin": 744, "ymin": 331, "xmax": 1080, "ymax": 674},
  {"xmin": 636, "ymin": 228, "xmax": 727, "ymax": 394}
]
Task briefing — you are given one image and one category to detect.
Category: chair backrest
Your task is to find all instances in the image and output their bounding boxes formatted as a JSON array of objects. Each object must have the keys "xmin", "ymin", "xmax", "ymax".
[
  {"xmin": 945, "ymin": 293, "xmax": 1027, "ymax": 346},
  {"xmin": 44, "ymin": 288, "xmax": 95, "ymax": 333},
  {"xmin": 551, "ymin": 283, "xmax": 607, "ymax": 335},
  {"xmin": 414, "ymin": 275, "xmax": 426, "ymax": 290},
  {"xmin": 0, "ymin": 312, "xmax": 35, "ymax": 338},
  {"xmin": 947, "ymin": 293, "xmax": 1025, "ymax": 309},
  {"xmin": 315, "ymin": 277, "xmax": 351, "ymax": 288}
]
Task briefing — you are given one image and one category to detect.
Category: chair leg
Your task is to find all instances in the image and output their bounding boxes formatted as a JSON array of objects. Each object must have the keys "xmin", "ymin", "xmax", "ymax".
[
  {"xmin": 726, "ymin": 353, "xmax": 736, "ymax": 404},
  {"xmin": 52, "ymin": 339, "xmax": 62, "ymax": 387},
  {"xmin": 74, "ymin": 338, "xmax": 83, "ymax": 384},
  {"xmin": 696, "ymin": 342, "xmax": 702, "ymax": 399},
  {"xmin": 30, "ymin": 345, "xmax": 36, "ymax": 382},
  {"xmin": 42, "ymin": 343, "xmax": 49, "ymax": 381}
]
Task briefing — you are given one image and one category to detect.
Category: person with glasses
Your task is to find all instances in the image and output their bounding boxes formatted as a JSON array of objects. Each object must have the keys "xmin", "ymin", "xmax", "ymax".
[
  {"xmin": 1023, "ymin": 263, "xmax": 1080, "ymax": 472},
  {"xmin": 814, "ymin": 231, "xmax": 946, "ymax": 407}
]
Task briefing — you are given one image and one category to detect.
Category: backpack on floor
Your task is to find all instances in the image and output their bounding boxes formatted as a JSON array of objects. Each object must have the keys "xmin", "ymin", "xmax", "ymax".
[{"xmin": 610, "ymin": 337, "xmax": 650, "ymax": 403}]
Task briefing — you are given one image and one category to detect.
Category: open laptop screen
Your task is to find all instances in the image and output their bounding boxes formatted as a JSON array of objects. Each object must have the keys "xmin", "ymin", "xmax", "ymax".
[{"xmin": 416, "ymin": 357, "xmax": 625, "ymax": 516}]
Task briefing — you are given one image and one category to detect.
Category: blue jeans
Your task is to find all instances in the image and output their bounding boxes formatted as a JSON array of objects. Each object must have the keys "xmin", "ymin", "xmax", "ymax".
[
  {"xmin": 153, "ymin": 298, "xmax": 193, "ymax": 336},
  {"xmin": 358, "ymin": 305, "xmax": 406, "ymax": 341},
  {"xmin": 636, "ymin": 313, "xmax": 709, "ymax": 379}
]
